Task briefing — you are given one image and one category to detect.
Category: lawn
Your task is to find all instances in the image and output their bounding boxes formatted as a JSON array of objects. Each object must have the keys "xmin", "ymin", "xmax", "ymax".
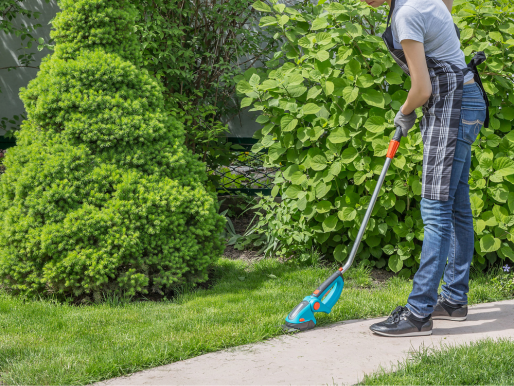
[
  {"xmin": 0, "ymin": 257, "xmax": 511, "ymax": 385},
  {"xmin": 362, "ymin": 338, "xmax": 514, "ymax": 385}
]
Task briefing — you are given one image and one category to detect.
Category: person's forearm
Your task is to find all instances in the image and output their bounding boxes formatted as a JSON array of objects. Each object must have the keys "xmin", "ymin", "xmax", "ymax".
[
  {"xmin": 442, "ymin": 0, "xmax": 453, "ymax": 13},
  {"xmin": 402, "ymin": 88, "xmax": 431, "ymax": 115}
]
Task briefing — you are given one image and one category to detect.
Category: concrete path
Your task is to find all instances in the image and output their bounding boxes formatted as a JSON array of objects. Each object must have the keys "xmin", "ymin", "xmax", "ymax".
[{"xmin": 100, "ymin": 299, "xmax": 514, "ymax": 386}]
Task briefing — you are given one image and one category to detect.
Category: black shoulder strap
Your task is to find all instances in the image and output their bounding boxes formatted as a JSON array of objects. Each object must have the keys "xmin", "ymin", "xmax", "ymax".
[{"xmin": 386, "ymin": 0, "xmax": 396, "ymax": 28}]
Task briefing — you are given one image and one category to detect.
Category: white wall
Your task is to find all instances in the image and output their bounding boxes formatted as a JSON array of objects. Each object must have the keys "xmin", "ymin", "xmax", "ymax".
[{"xmin": 0, "ymin": 0, "xmax": 60, "ymax": 135}]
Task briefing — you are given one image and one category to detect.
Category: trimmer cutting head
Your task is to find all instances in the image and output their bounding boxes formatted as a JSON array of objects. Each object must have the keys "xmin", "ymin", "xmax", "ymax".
[{"xmin": 282, "ymin": 272, "xmax": 344, "ymax": 332}]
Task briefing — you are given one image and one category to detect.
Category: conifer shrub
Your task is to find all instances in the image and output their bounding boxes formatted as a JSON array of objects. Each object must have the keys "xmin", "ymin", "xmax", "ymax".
[{"xmin": 0, "ymin": 0, "xmax": 225, "ymax": 298}]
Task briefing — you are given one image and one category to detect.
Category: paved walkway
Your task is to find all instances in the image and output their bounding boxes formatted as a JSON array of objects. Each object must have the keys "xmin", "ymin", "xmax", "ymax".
[{"xmin": 100, "ymin": 299, "xmax": 514, "ymax": 385}]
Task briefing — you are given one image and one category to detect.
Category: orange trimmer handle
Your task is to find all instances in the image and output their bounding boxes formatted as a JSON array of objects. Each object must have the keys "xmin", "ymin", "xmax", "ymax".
[{"xmin": 386, "ymin": 126, "xmax": 403, "ymax": 159}]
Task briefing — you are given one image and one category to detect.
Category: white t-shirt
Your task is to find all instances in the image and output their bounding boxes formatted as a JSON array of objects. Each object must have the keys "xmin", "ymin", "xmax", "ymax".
[{"xmin": 391, "ymin": 0, "xmax": 473, "ymax": 83}]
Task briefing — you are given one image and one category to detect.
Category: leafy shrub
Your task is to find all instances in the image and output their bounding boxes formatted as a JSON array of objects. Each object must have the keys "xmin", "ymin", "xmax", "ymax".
[
  {"xmin": 132, "ymin": 0, "xmax": 279, "ymax": 189},
  {"xmin": 237, "ymin": 0, "xmax": 514, "ymax": 274},
  {"xmin": 0, "ymin": 0, "xmax": 225, "ymax": 298}
]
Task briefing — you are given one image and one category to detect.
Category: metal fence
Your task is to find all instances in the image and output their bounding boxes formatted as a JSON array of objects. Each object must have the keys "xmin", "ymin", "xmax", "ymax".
[{"xmin": 212, "ymin": 137, "xmax": 277, "ymax": 196}]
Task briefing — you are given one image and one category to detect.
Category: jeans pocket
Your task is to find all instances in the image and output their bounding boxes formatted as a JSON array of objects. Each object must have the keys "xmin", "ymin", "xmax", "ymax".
[{"xmin": 461, "ymin": 107, "xmax": 486, "ymax": 145}]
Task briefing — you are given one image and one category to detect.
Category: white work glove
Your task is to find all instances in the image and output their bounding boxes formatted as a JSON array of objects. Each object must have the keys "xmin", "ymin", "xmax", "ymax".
[{"xmin": 394, "ymin": 106, "xmax": 417, "ymax": 137}]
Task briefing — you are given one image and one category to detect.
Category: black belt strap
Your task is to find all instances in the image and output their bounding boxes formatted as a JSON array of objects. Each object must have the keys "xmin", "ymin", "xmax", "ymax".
[{"xmin": 462, "ymin": 51, "xmax": 490, "ymax": 128}]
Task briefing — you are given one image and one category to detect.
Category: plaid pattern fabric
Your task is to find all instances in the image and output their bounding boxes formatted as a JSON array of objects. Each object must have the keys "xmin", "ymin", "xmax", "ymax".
[{"xmin": 382, "ymin": 18, "xmax": 464, "ymax": 202}]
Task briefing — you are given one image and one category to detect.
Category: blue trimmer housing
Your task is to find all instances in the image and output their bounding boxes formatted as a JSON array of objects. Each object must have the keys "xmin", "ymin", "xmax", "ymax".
[{"xmin": 283, "ymin": 270, "xmax": 344, "ymax": 331}]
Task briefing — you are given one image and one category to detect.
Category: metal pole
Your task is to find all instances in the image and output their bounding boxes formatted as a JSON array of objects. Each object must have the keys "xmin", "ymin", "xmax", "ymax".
[
  {"xmin": 340, "ymin": 128, "xmax": 402, "ymax": 274},
  {"xmin": 341, "ymin": 157, "xmax": 392, "ymax": 274}
]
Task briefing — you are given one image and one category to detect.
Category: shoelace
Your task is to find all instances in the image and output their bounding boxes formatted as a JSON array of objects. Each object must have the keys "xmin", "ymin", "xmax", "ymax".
[{"xmin": 387, "ymin": 305, "xmax": 407, "ymax": 324}]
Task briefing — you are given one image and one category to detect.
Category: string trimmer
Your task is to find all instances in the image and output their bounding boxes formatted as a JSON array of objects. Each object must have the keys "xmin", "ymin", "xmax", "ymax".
[{"xmin": 283, "ymin": 126, "xmax": 403, "ymax": 332}]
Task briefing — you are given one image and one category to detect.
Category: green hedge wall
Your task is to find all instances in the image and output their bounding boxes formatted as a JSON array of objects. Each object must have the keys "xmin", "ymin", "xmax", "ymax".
[{"xmin": 236, "ymin": 0, "xmax": 514, "ymax": 273}]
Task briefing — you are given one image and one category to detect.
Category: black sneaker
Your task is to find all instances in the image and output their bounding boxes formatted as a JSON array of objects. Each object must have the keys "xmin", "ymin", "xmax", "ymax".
[
  {"xmin": 370, "ymin": 306, "xmax": 433, "ymax": 337},
  {"xmin": 432, "ymin": 294, "xmax": 468, "ymax": 321}
]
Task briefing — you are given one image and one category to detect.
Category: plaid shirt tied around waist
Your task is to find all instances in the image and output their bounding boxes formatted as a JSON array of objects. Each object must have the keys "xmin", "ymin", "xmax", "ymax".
[{"xmin": 381, "ymin": 0, "xmax": 488, "ymax": 201}]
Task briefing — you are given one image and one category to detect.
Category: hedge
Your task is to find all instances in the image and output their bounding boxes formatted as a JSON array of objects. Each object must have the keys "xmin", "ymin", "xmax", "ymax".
[{"xmin": 236, "ymin": 0, "xmax": 514, "ymax": 274}]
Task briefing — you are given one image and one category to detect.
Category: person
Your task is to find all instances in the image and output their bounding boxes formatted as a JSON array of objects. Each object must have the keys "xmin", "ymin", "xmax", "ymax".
[{"xmin": 361, "ymin": 0, "xmax": 490, "ymax": 336}]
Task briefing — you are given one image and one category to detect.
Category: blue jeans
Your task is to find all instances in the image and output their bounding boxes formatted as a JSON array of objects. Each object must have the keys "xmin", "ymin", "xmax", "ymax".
[{"xmin": 407, "ymin": 83, "xmax": 487, "ymax": 318}]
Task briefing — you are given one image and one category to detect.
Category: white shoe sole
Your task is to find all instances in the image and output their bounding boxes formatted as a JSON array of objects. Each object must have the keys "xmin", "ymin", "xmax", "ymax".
[
  {"xmin": 371, "ymin": 330, "xmax": 433, "ymax": 337},
  {"xmin": 432, "ymin": 315, "xmax": 467, "ymax": 321}
]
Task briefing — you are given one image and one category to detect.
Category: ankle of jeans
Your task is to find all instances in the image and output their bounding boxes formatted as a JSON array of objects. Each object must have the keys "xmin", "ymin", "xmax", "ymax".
[
  {"xmin": 406, "ymin": 303, "xmax": 430, "ymax": 319},
  {"xmin": 441, "ymin": 292, "xmax": 467, "ymax": 306}
]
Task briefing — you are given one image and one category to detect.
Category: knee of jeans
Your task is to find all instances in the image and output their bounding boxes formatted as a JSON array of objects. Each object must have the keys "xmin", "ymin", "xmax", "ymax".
[{"xmin": 421, "ymin": 199, "xmax": 452, "ymax": 227}]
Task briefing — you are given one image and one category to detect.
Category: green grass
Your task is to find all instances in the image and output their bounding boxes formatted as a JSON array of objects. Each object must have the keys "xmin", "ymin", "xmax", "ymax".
[
  {"xmin": 362, "ymin": 338, "xmax": 514, "ymax": 385},
  {"xmin": 0, "ymin": 258, "xmax": 511, "ymax": 385}
]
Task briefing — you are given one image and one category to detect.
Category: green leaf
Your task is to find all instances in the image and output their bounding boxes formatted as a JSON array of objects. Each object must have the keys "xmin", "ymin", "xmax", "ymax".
[
  {"xmin": 268, "ymin": 143, "xmax": 286, "ymax": 161},
  {"xmin": 470, "ymin": 195, "xmax": 484, "ymax": 216},
  {"xmin": 298, "ymin": 37, "xmax": 313, "ymax": 48},
  {"xmin": 371, "ymin": 63, "xmax": 383, "ymax": 76},
  {"xmin": 256, "ymin": 115, "xmax": 269, "ymax": 124},
  {"xmin": 283, "ymin": 165, "xmax": 299, "ymax": 180},
  {"xmin": 324, "ymin": 81, "xmax": 334, "ymax": 96},
  {"xmin": 353, "ymin": 171, "xmax": 367, "ymax": 185},
  {"xmin": 259, "ymin": 16, "xmax": 278, "ymax": 27},
  {"xmin": 323, "ymin": 214, "xmax": 339, "ymax": 232},
  {"xmin": 338, "ymin": 207, "xmax": 357, "ymax": 221},
  {"xmin": 383, "ymin": 244, "xmax": 395, "ymax": 255},
  {"xmin": 291, "ymin": 171, "xmax": 307, "ymax": 185},
  {"xmin": 330, "ymin": 162, "xmax": 341, "ymax": 176},
  {"xmin": 287, "ymin": 85, "xmax": 307, "ymax": 97},
  {"xmin": 344, "ymin": 59, "xmax": 361, "ymax": 77},
  {"xmin": 236, "ymin": 80, "xmax": 253, "ymax": 94},
  {"xmin": 361, "ymin": 89, "xmax": 385, "ymax": 108},
  {"xmin": 315, "ymin": 181, "xmax": 331, "ymax": 199},
  {"xmin": 316, "ymin": 50, "xmax": 330, "ymax": 62},
  {"xmin": 307, "ymin": 86, "xmax": 322, "ymax": 100},
  {"xmin": 316, "ymin": 201, "xmax": 333, "ymax": 213},
  {"xmin": 500, "ymin": 243, "xmax": 514, "ymax": 262},
  {"xmin": 249, "ymin": 74, "xmax": 261, "ymax": 86},
  {"xmin": 278, "ymin": 15, "xmax": 289, "ymax": 26},
  {"xmin": 285, "ymin": 184, "xmax": 302, "ymax": 199},
  {"xmin": 336, "ymin": 46, "xmax": 353, "ymax": 64},
  {"xmin": 481, "ymin": 211, "xmax": 498, "ymax": 227},
  {"xmin": 341, "ymin": 147, "xmax": 358, "ymax": 164},
  {"xmin": 334, "ymin": 244, "xmax": 347, "ymax": 262},
  {"xmin": 395, "ymin": 200, "xmax": 406, "ymax": 213},
  {"xmin": 364, "ymin": 116, "xmax": 386, "ymax": 133},
  {"xmin": 388, "ymin": 255, "xmax": 403, "ymax": 273},
  {"xmin": 328, "ymin": 127, "xmax": 351, "ymax": 144},
  {"xmin": 315, "ymin": 32, "xmax": 333, "ymax": 45},
  {"xmin": 310, "ymin": 154, "xmax": 327, "ymax": 171},
  {"xmin": 311, "ymin": 17, "xmax": 329, "ymax": 31},
  {"xmin": 393, "ymin": 180, "xmax": 408, "ymax": 196},
  {"xmin": 480, "ymin": 234, "xmax": 501, "ymax": 253},
  {"xmin": 241, "ymin": 97, "xmax": 254, "ymax": 108},
  {"xmin": 356, "ymin": 75, "xmax": 374, "ymax": 88},
  {"xmin": 280, "ymin": 115, "xmax": 298, "ymax": 132},
  {"xmin": 386, "ymin": 72, "xmax": 403, "ymax": 85},
  {"xmin": 253, "ymin": 1, "xmax": 272, "ymax": 12},
  {"xmin": 501, "ymin": 107, "xmax": 514, "ymax": 121},
  {"xmin": 302, "ymin": 103, "xmax": 321, "ymax": 115},
  {"xmin": 342, "ymin": 86, "xmax": 359, "ymax": 104}
]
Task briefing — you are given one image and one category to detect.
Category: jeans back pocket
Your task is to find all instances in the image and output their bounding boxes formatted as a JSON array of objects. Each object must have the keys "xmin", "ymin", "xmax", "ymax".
[{"xmin": 460, "ymin": 105, "xmax": 486, "ymax": 145}]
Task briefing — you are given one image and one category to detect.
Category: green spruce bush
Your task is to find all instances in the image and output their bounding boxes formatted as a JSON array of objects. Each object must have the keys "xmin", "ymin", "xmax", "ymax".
[
  {"xmin": 0, "ymin": 0, "xmax": 225, "ymax": 298},
  {"xmin": 238, "ymin": 0, "xmax": 514, "ymax": 274}
]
